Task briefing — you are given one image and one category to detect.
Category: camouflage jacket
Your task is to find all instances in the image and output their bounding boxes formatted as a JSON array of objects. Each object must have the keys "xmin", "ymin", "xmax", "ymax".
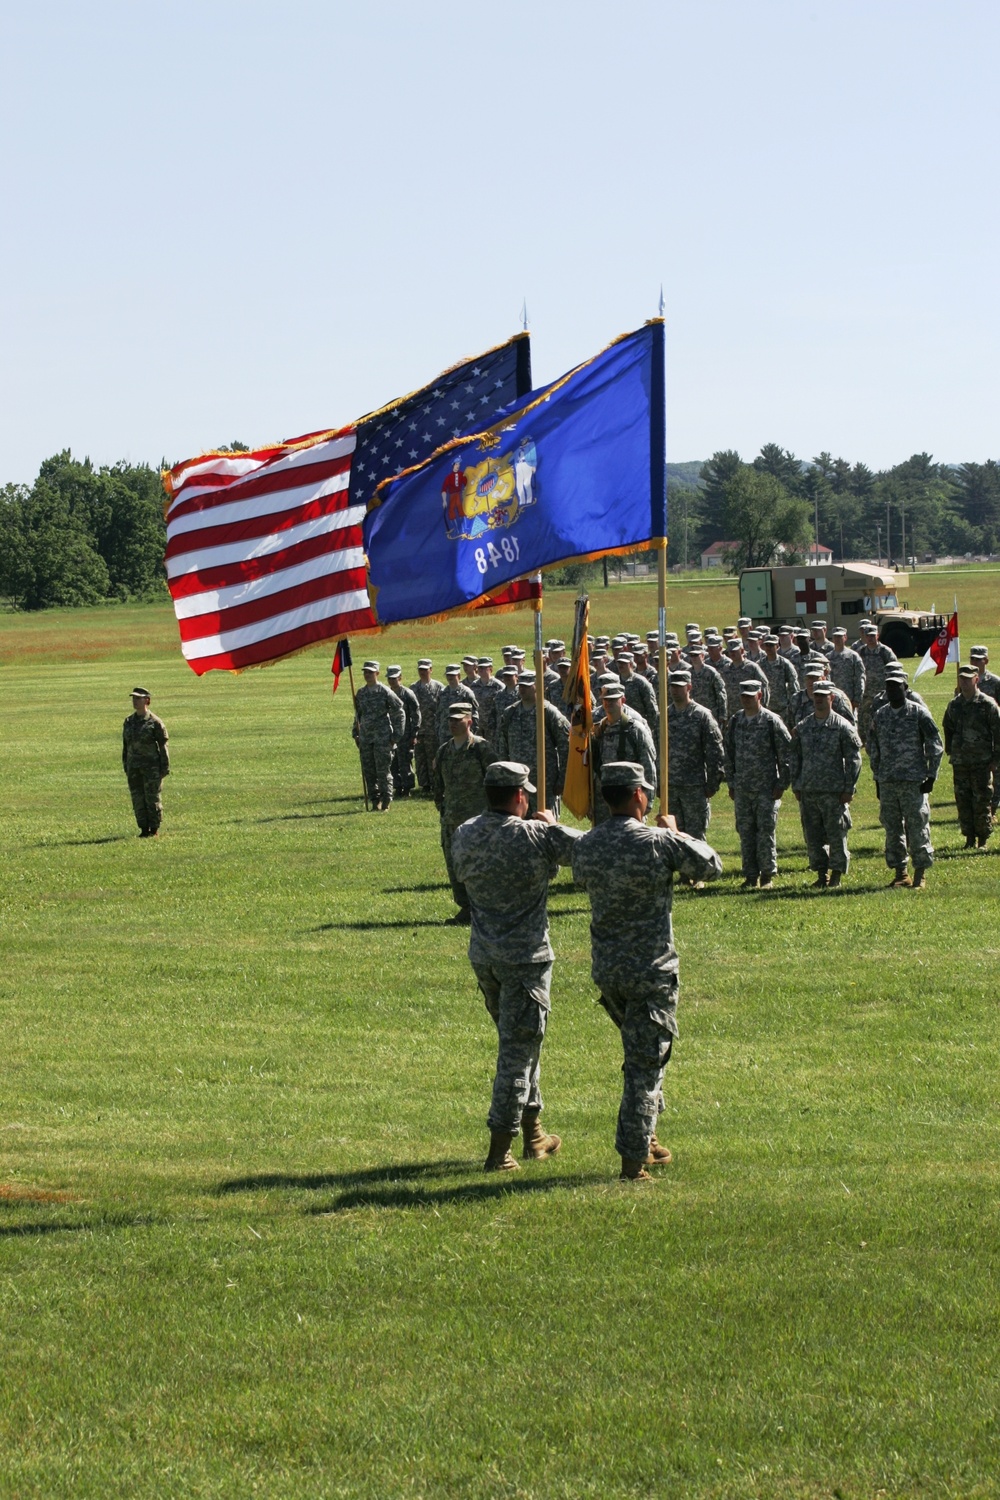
[
  {"xmin": 724, "ymin": 707, "xmax": 792, "ymax": 793},
  {"xmin": 354, "ymin": 681, "xmax": 406, "ymax": 743},
  {"xmin": 435, "ymin": 682, "xmax": 480, "ymax": 740},
  {"xmin": 719, "ymin": 655, "xmax": 770, "ymax": 706},
  {"xmin": 829, "ymin": 646, "xmax": 866, "ymax": 703},
  {"xmin": 591, "ymin": 706, "xmax": 658, "ymax": 791},
  {"xmin": 497, "ymin": 699, "xmax": 570, "ymax": 795},
  {"xmin": 392, "ymin": 684, "xmax": 421, "ymax": 741},
  {"xmin": 432, "ymin": 734, "xmax": 495, "ymax": 821},
  {"xmin": 123, "ymin": 711, "xmax": 169, "ymax": 774},
  {"xmin": 869, "ymin": 686, "xmax": 926, "ymax": 715},
  {"xmin": 451, "ymin": 812, "xmax": 582, "ymax": 968},
  {"xmin": 495, "ymin": 684, "xmax": 521, "ymax": 719},
  {"xmin": 571, "ymin": 817, "xmax": 722, "ymax": 1009},
  {"xmin": 789, "ymin": 711, "xmax": 862, "ymax": 796},
  {"xmin": 779, "ymin": 644, "xmax": 803, "ymax": 678},
  {"xmin": 472, "ymin": 676, "xmax": 507, "ymax": 745},
  {"xmin": 942, "ymin": 692, "xmax": 1000, "ymax": 767},
  {"xmin": 620, "ymin": 671, "xmax": 659, "ymax": 740},
  {"xmin": 689, "ymin": 661, "xmax": 728, "ymax": 726},
  {"xmin": 411, "ymin": 678, "xmax": 444, "ymax": 738},
  {"xmin": 858, "ymin": 642, "xmax": 898, "ymax": 699},
  {"xmin": 667, "ymin": 701, "xmax": 725, "ymax": 793},
  {"xmin": 867, "ymin": 700, "xmax": 943, "ymax": 783},
  {"xmin": 760, "ymin": 654, "xmax": 800, "ymax": 719},
  {"xmin": 975, "ymin": 669, "xmax": 1000, "ymax": 706},
  {"xmin": 789, "ymin": 685, "xmax": 855, "ymax": 726}
]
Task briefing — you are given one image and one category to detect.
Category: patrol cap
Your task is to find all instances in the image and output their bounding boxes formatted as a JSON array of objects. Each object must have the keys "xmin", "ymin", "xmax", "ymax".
[
  {"xmin": 811, "ymin": 681, "xmax": 834, "ymax": 696},
  {"xmin": 484, "ymin": 760, "xmax": 535, "ymax": 792},
  {"xmin": 417, "ymin": 658, "xmax": 433, "ymax": 669},
  {"xmin": 601, "ymin": 683, "xmax": 625, "ymax": 699},
  {"xmin": 739, "ymin": 679, "xmax": 762, "ymax": 694},
  {"xmin": 959, "ymin": 665, "xmax": 979, "ymax": 679},
  {"xmin": 726, "ymin": 639, "xmax": 744, "ymax": 653},
  {"xmin": 764, "ymin": 634, "xmax": 780, "ymax": 646},
  {"xmin": 611, "ymin": 634, "xmax": 627, "ymax": 647},
  {"xmin": 884, "ymin": 665, "xmax": 908, "ymax": 680},
  {"xmin": 518, "ymin": 670, "xmax": 536, "ymax": 685},
  {"xmin": 501, "ymin": 645, "xmax": 516, "ymax": 656},
  {"xmin": 970, "ymin": 645, "xmax": 988, "ymax": 658},
  {"xmin": 687, "ymin": 643, "xmax": 706, "ymax": 656},
  {"xmin": 362, "ymin": 660, "xmax": 380, "ymax": 672},
  {"xmin": 811, "ymin": 619, "xmax": 827, "ymax": 629},
  {"xmin": 600, "ymin": 760, "xmax": 655, "ymax": 793},
  {"xmin": 548, "ymin": 638, "xmax": 566, "ymax": 650},
  {"xmin": 618, "ymin": 651, "xmax": 635, "ymax": 663},
  {"xmin": 445, "ymin": 663, "xmax": 461, "ymax": 675},
  {"xmin": 386, "ymin": 665, "xmax": 402, "ymax": 678},
  {"xmin": 461, "ymin": 655, "xmax": 477, "ymax": 666},
  {"xmin": 556, "ymin": 658, "xmax": 571, "ymax": 672},
  {"xmin": 737, "ymin": 617, "xmax": 752, "ymax": 628},
  {"xmin": 448, "ymin": 703, "xmax": 473, "ymax": 718},
  {"xmin": 804, "ymin": 665, "xmax": 827, "ymax": 679},
  {"xmin": 130, "ymin": 686, "xmax": 150, "ymax": 698},
  {"xmin": 778, "ymin": 627, "xmax": 793, "ymax": 637},
  {"xmin": 477, "ymin": 656, "xmax": 493, "ymax": 667},
  {"xmin": 832, "ymin": 627, "xmax": 847, "ymax": 637},
  {"xmin": 861, "ymin": 623, "xmax": 878, "ymax": 634},
  {"xmin": 511, "ymin": 648, "xmax": 526, "ymax": 660},
  {"xmin": 633, "ymin": 641, "xmax": 649, "ymax": 655},
  {"xmin": 668, "ymin": 670, "xmax": 692, "ymax": 685},
  {"xmin": 595, "ymin": 670, "xmax": 621, "ymax": 687},
  {"xmin": 499, "ymin": 665, "xmax": 518, "ymax": 680}
]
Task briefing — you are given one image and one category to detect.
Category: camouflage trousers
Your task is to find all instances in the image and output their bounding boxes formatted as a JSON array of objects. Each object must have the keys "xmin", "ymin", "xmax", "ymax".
[
  {"xmin": 440, "ymin": 815, "xmax": 468, "ymax": 909},
  {"xmin": 952, "ymin": 764, "xmax": 994, "ymax": 841},
  {"xmin": 414, "ymin": 736, "xmax": 436, "ymax": 794},
  {"xmin": 668, "ymin": 782, "xmax": 711, "ymax": 841},
  {"xmin": 359, "ymin": 734, "xmax": 394, "ymax": 808},
  {"xmin": 126, "ymin": 768, "xmax": 162, "ymax": 833},
  {"xmin": 472, "ymin": 959, "xmax": 552, "ymax": 1136},
  {"xmin": 597, "ymin": 980, "xmax": 676, "ymax": 1162},
  {"xmin": 733, "ymin": 789, "xmax": 781, "ymax": 881},
  {"xmin": 878, "ymin": 779, "xmax": 933, "ymax": 870},
  {"xmin": 391, "ymin": 740, "xmax": 415, "ymax": 796},
  {"xmin": 798, "ymin": 791, "xmax": 852, "ymax": 873},
  {"xmin": 859, "ymin": 696, "xmax": 877, "ymax": 749}
]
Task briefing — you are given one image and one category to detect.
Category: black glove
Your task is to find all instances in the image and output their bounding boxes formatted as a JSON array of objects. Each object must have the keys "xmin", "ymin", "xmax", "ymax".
[{"xmin": 920, "ymin": 778, "xmax": 935, "ymax": 795}]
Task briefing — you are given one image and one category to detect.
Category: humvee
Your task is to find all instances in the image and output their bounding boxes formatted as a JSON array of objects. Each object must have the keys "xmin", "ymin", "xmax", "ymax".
[{"xmin": 738, "ymin": 563, "xmax": 945, "ymax": 657}]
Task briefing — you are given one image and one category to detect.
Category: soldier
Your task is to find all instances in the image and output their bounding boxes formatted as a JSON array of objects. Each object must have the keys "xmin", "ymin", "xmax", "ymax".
[
  {"xmin": 461, "ymin": 655, "xmax": 479, "ymax": 690},
  {"xmin": 760, "ymin": 634, "xmax": 800, "ymax": 727},
  {"xmin": 472, "ymin": 657, "xmax": 506, "ymax": 745},
  {"xmin": 633, "ymin": 641, "xmax": 658, "ymax": 690},
  {"xmin": 386, "ymin": 666, "xmax": 420, "ymax": 799},
  {"xmin": 432, "ymin": 704, "xmax": 495, "ymax": 922},
  {"xmin": 497, "ymin": 672, "xmax": 570, "ymax": 814},
  {"xmin": 411, "ymin": 659, "xmax": 444, "ymax": 796},
  {"xmin": 829, "ymin": 627, "xmax": 866, "ymax": 710},
  {"xmin": 868, "ymin": 664, "xmax": 926, "ymax": 717},
  {"xmin": 721, "ymin": 639, "xmax": 770, "ymax": 706},
  {"xmin": 122, "ymin": 686, "xmax": 169, "ymax": 837},
  {"xmin": 686, "ymin": 643, "xmax": 728, "ymax": 728},
  {"xmin": 745, "ymin": 629, "xmax": 766, "ymax": 663},
  {"xmin": 591, "ymin": 683, "xmax": 658, "ymax": 821},
  {"xmin": 789, "ymin": 665, "xmax": 856, "ymax": 727},
  {"xmin": 541, "ymin": 640, "xmax": 562, "ymax": 698},
  {"xmin": 436, "ymin": 664, "xmax": 480, "ymax": 741},
  {"xmin": 724, "ymin": 680, "xmax": 792, "ymax": 889},
  {"xmin": 616, "ymin": 652, "xmax": 659, "ymax": 741},
  {"xmin": 572, "ymin": 762, "xmax": 722, "ymax": 1180},
  {"xmin": 451, "ymin": 760, "xmax": 581, "ymax": 1172},
  {"xmin": 666, "ymin": 671, "xmax": 725, "ymax": 842},
  {"xmin": 789, "ymin": 681, "xmax": 862, "ymax": 888},
  {"xmin": 495, "ymin": 664, "xmax": 521, "ymax": 718},
  {"xmin": 353, "ymin": 660, "xmax": 406, "ymax": 811},
  {"xmin": 857, "ymin": 623, "xmax": 898, "ymax": 746},
  {"xmin": 777, "ymin": 627, "xmax": 802, "ymax": 678},
  {"xmin": 547, "ymin": 658, "xmax": 572, "ymax": 717},
  {"xmin": 867, "ymin": 676, "xmax": 943, "ymax": 888},
  {"xmin": 809, "ymin": 620, "xmax": 835, "ymax": 658},
  {"xmin": 737, "ymin": 616, "xmax": 753, "ymax": 646},
  {"xmin": 705, "ymin": 634, "xmax": 728, "ymax": 673},
  {"xmin": 942, "ymin": 665, "xmax": 1000, "ymax": 848},
  {"xmin": 971, "ymin": 646, "xmax": 1000, "ymax": 815}
]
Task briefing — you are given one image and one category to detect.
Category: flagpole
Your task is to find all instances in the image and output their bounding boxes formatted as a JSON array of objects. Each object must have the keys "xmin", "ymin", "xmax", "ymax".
[
  {"xmin": 657, "ymin": 539, "xmax": 668, "ymax": 816},
  {"xmin": 533, "ymin": 575, "xmax": 547, "ymax": 813},
  {"xmin": 954, "ymin": 593, "xmax": 960, "ymax": 690},
  {"xmin": 346, "ymin": 661, "xmax": 370, "ymax": 812}
]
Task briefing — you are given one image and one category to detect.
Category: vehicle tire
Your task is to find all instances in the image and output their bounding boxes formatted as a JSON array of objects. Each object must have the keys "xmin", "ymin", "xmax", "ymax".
[{"xmin": 880, "ymin": 624, "xmax": 916, "ymax": 658}]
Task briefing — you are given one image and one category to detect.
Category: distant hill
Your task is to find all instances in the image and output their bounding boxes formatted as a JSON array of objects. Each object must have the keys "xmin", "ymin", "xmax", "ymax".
[{"xmin": 667, "ymin": 461, "xmax": 704, "ymax": 487}]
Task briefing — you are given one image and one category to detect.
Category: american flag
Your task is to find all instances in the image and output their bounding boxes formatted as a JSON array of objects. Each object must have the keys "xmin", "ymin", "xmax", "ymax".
[{"xmin": 163, "ymin": 336, "xmax": 531, "ymax": 674}]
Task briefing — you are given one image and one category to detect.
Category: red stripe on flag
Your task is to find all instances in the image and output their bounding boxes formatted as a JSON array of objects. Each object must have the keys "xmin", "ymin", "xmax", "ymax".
[
  {"xmin": 185, "ymin": 606, "xmax": 377, "ymax": 676},
  {"xmin": 176, "ymin": 567, "xmax": 370, "ymax": 642},
  {"xmin": 167, "ymin": 524, "xmax": 364, "ymax": 600},
  {"xmin": 165, "ymin": 491, "xmax": 354, "ymax": 561}
]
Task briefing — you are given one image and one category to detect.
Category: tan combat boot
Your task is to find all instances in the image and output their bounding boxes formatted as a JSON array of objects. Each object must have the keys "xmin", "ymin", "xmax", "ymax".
[
  {"xmin": 483, "ymin": 1132, "xmax": 519, "ymax": 1173},
  {"xmin": 645, "ymin": 1134, "xmax": 673, "ymax": 1165},
  {"xmin": 812, "ymin": 870, "xmax": 829, "ymax": 888},
  {"xmin": 890, "ymin": 867, "xmax": 912, "ymax": 888},
  {"xmin": 619, "ymin": 1157, "xmax": 652, "ymax": 1182},
  {"xmin": 520, "ymin": 1109, "xmax": 561, "ymax": 1160},
  {"xmin": 828, "ymin": 870, "xmax": 842, "ymax": 888},
  {"xmin": 912, "ymin": 867, "xmax": 927, "ymax": 889}
]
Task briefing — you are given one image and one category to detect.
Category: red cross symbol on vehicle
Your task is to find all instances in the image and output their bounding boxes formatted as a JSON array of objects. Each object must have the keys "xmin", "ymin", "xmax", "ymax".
[{"xmin": 794, "ymin": 577, "xmax": 827, "ymax": 612}]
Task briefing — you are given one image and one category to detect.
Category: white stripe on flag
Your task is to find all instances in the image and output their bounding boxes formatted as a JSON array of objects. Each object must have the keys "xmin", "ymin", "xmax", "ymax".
[
  {"xmin": 165, "ymin": 505, "xmax": 367, "ymax": 579},
  {"xmin": 167, "ymin": 470, "xmax": 351, "ymax": 537},
  {"xmin": 171, "ymin": 546, "xmax": 366, "ymax": 620},
  {"xmin": 180, "ymin": 589, "xmax": 372, "ymax": 661}
]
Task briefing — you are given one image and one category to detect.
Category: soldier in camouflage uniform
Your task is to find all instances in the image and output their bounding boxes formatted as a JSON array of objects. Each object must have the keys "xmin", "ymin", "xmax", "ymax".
[
  {"xmin": 857, "ymin": 623, "xmax": 899, "ymax": 746},
  {"xmin": 387, "ymin": 666, "xmax": 420, "ymax": 798},
  {"xmin": 666, "ymin": 671, "xmax": 725, "ymax": 841},
  {"xmin": 971, "ymin": 647, "xmax": 1000, "ymax": 814},
  {"xmin": 546, "ymin": 658, "xmax": 572, "ymax": 717},
  {"xmin": 809, "ymin": 621, "xmax": 835, "ymax": 659},
  {"xmin": 496, "ymin": 672, "xmax": 570, "ymax": 814},
  {"xmin": 122, "ymin": 687, "xmax": 169, "ymax": 837},
  {"xmin": 472, "ymin": 657, "xmax": 506, "ymax": 746},
  {"xmin": 867, "ymin": 676, "xmax": 943, "ymax": 887},
  {"xmin": 684, "ymin": 643, "xmax": 727, "ymax": 727},
  {"xmin": 760, "ymin": 635, "xmax": 800, "ymax": 727},
  {"xmin": 411, "ymin": 659, "xmax": 444, "ymax": 796},
  {"xmin": 616, "ymin": 653, "xmax": 659, "ymax": 741},
  {"xmin": 724, "ymin": 680, "xmax": 792, "ymax": 889},
  {"xmin": 942, "ymin": 666, "xmax": 1000, "ymax": 847},
  {"xmin": 777, "ymin": 628, "xmax": 803, "ymax": 681},
  {"xmin": 721, "ymin": 640, "xmax": 770, "ymax": 706},
  {"xmin": 591, "ymin": 684, "xmax": 657, "ymax": 822},
  {"xmin": 789, "ymin": 666, "xmax": 856, "ymax": 727},
  {"xmin": 789, "ymin": 681, "xmax": 862, "ymax": 887},
  {"xmin": 451, "ymin": 760, "xmax": 581, "ymax": 1171},
  {"xmin": 829, "ymin": 628, "xmax": 866, "ymax": 709},
  {"xmin": 352, "ymin": 660, "xmax": 406, "ymax": 811},
  {"xmin": 868, "ymin": 664, "xmax": 926, "ymax": 716},
  {"xmin": 572, "ymin": 761, "xmax": 722, "ymax": 1179},
  {"xmin": 432, "ymin": 704, "xmax": 495, "ymax": 921},
  {"xmin": 461, "ymin": 656, "xmax": 479, "ymax": 690},
  {"xmin": 633, "ymin": 642, "xmax": 657, "ymax": 690},
  {"xmin": 435, "ymin": 664, "xmax": 480, "ymax": 742}
]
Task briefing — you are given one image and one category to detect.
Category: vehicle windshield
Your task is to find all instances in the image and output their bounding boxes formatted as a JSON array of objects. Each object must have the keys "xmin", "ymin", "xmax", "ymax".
[{"xmin": 876, "ymin": 593, "xmax": 898, "ymax": 609}]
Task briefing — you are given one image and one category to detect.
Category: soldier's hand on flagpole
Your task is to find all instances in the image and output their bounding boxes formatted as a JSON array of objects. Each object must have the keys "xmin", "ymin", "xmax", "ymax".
[
  {"xmin": 532, "ymin": 809, "xmax": 557, "ymax": 826},
  {"xmin": 655, "ymin": 812, "xmax": 678, "ymax": 831}
]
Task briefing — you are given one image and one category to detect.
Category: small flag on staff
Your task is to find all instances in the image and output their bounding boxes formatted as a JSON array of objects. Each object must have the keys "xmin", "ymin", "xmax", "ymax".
[
  {"xmin": 561, "ymin": 594, "xmax": 594, "ymax": 822},
  {"xmin": 914, "ymin": 609, "xmax": 960, "ymax": 678},
  {"xmin": 332, "ymin": 638, "xmax": 352, "ymax": 693}
]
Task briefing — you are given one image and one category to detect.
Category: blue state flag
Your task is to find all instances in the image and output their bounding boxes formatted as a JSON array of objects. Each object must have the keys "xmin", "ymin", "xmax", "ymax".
[{"xmin": 363, "ymin": 321, "xmax": 665, "ymax": 625}]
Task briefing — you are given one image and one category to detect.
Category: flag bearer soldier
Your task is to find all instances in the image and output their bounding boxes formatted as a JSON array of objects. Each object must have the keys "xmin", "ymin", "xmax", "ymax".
[
  {"xmin": 616, "ymin": 652, "xmax": 659, "ymax": 742},
  {"xmin": 867, "ymin": 675, "xmax": 943, "ymax": 888},
  {"xmin": 942, "ymin": 666, "xmax": 1000, "ymax": 849},
  {"xmin": 122, "ymin": 687, "xmax": 169, "ymax": 837},
  {"xmin": 353, "ymin": 660, "xmax": 406, "ymax": 811},
  {"xmin": 572, "ymin": 762, "xmax": 722, "ymax": 1181},
  {"xmin": 591, "ymin": 683, "xmax": 657, "ymax": 823},
  {"xmin": 411, "ymin": 659, "xmax": 444, "ymax": 796},
  {"xmin": 435, "ymin": 664, "xmax": 480, "ymax": 742},
  {"xmin": 472, "ymin": 657, "xmax": 506, "ymax": 745},
  {"xmin": 760, "ymin": 634, "xmax": 800, "ymax": 728},
  {"xmin": 829, "ymin": 627, "xmax": 866, "ymax": 711},
  {"xmin": 451, "ymin": 761, "xmax": 581, "ymax": 1172},
  {"xmin": 386, "ymin": 666, "xmax": 420, "ymax": 798},
  {"xmin": 724, "ymin": 680, "xmax": 792, "ymax": 890},
  {"xmin": 857, "ymin": 623, "xmax": 898, "ymax": 745},
  {"xmin": 432, "ymin": 705, "xmax": 495, "ymax": 923},
  {"xmin": 789, "ymin": 681, "xmax": 862, "ymax": 888},
  {"xmin": 666, "ymin": 671, "xmax": 725, "ymax": 842},
  {"xmin": 497, "ymin": 671, "xmax": 570, "ymax": 815}
]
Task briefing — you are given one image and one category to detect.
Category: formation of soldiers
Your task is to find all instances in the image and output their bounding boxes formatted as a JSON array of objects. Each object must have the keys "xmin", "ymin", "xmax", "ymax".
[{"xmin": 350, "ymin": 620, "xmax": 1000, "ymax": 908}]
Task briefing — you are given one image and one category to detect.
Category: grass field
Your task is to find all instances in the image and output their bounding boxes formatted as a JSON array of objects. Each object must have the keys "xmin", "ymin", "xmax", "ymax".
[{"xmin": 1, "ymin": 573, "xmax": 998, "ymax": 1498}]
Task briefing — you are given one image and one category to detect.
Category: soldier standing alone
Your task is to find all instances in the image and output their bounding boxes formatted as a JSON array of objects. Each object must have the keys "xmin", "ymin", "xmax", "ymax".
[{"xmin": 122, "ymin": 687, "xmax": 169, "ymax": 838}]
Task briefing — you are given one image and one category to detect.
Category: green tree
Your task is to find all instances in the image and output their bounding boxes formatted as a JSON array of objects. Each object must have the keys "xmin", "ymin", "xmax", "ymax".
[
  {"xmin": 753, "ymin": 443, "xmax": 804, "ymax": 495},
  {"xmin": 699, "ymin": 450, "xmax": 741, "ymax": 538},
  {"xmin": 722, "ymin": 465, "xmax": 812, "ymax": 571}
]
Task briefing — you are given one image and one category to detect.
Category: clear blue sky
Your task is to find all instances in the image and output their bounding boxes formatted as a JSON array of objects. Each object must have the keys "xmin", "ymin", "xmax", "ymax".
[{"xmin": 1, "ymin": 0, "xmax": 997, "ymax": 484}]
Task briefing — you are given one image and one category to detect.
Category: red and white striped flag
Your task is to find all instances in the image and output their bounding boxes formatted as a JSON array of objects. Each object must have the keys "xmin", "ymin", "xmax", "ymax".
[{"xmin": 913, "ymin": 609, "xmax": 960, "ymax": 679}]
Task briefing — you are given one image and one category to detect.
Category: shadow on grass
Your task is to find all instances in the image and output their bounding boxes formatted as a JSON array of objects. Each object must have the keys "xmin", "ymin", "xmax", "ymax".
[
  {"xmin": 0, "ymin": 1210, "xmax": 154, "ymax": 1240},
  {"xmin": 382, "ymin": 882, "xmax": 452, "ymax": 894},
  {"xmin": 217, "ymin": 1160, "xmax": 597, "ymax": 1212},
  {"xmin": 255, "ymin": 810, "xmax": 364, "ymax": 824},
  {"xmin": 27, "ymin": 834, "xmax": 132, "ymax": 849},
  {"xmin": 311, "ymin": 1175, "xmax": 593, "ymax": 1213},
  {"xmin": 311, "ymin": 907, "xmax": 588, "ymax": 932},
  {"xmin": 217, "ymin": 1160, "xmax": 473, "ymax": 1194}
]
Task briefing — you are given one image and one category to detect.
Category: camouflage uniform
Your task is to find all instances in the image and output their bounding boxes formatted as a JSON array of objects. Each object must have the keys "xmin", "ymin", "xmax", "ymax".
[
  {"xmin": 789, "ymin": 683, "xmax": 856, "ymax": 726},
  {"xmin": 436, "ymin": 682, "xmax": 480, "ymax": 742},
  {"xmin": 789, "ymin": 711, "xmax": 862, "ymax": 875},
  {"xmin": 472, "ymin": 676, "xmax": 507, "ymax": 746},
  {"xmin": 546, "ymin": 676, "xmax": 569, "ymax": 717},
  {"xmin": 433, "ymin": 735, "xmax": 495, "ymax": 908},
  {"xmin": 975, "ymin": 668, "xmax": 1000, "ymax": 706},
  {"xmin": 497, "ymin": 700, "xmax": 570, "ymax": 813},
  {"xmin": 869, "ymin": 685, "xmax": 926, "ymax": 715},
  {"xmin": 779, "ymin": 643, "xmax": 803, "ymax": 681},
  {"xmin": 858, "ymin": 640, "xmax": 898, "ymax": 744},
  {"xmin": 942, "ymin": 691, "xmax": 1000, "ymax": 842},
  {"xmin": 451, "ymin": 812, "xmax": 581, "ymax": 1137},
  {"xmin": 667, "ymin": 700, "xmax": 725, "ymax": 839},
  {"xmin": 122, "ymin": 710, "xmax": 169, "ymax": 833},
  {"xmin": 495, "ymin": 681, "xmax": 521, "ymax": 719},
  {"xmin": 353, "ymin": 681, "xmax": 406, "ymax": 808},
  {"xmin": 867, "ymin": 700, "xmax": 943, "ymax": 872},
  {"xmin": 620, "ymin": 671, "xmax": 659, "ymax": 741},
  {"xmin": 829, "ymin": 646, "xmax": 866, "ymax": 706},
  {"xmin": 411, "ymin": 676, "xmax": 444, "ymax": 793},
  {"xmin": 689, "ymin": 660, "xmax": 728, "ymax": 728},
  {"xmin": 760, "ymin": 653, "xmax": 800, "ymax": 727},
  {"xmin": 571, "ymin": 817, "xmax": 722, "ymax": 1161},
  {"xmin": 720, "ymin": 655, "xmax": 770, "ymax": 707},
  {"xmin": 724, "ymin": 707, "xmax": 792, "ymax": 883},
  {"xmin": 591, "ymin": 709, "xmax": 657, "ymax": 823},
  {"xmin": 390, "ymin": 684, "xmax": 421, "ymax": 796}
]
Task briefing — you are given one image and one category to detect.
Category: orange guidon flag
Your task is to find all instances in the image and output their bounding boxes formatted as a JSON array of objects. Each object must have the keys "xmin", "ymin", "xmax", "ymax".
[{"xmin": 561, "ymin": 594, "xmax": 594, "ymax": 822}]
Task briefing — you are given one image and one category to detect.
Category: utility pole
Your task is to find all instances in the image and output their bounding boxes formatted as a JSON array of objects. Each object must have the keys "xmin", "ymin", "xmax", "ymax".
[
  {"xmin": 886, "ymin": 500, "xmax": 891, "ymax": 567},
  {"xmin": 876, "ymin": 523, "xmax": 882, "ymax": 567},
  {"xmin": 901, "ymin": 495, "xmax": 907, "ymax": 569}
]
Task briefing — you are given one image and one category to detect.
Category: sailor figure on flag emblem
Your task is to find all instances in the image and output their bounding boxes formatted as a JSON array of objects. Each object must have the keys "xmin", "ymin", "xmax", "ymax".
[{"xmin": 441, "ymin": 436, "xmax": 539, "ymax": 542}]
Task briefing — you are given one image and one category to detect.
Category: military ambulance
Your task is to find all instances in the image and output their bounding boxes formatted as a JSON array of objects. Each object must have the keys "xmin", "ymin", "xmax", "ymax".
[{"xmin": 738, "ymin": 563, "xmax": 946, "ymax": 657}]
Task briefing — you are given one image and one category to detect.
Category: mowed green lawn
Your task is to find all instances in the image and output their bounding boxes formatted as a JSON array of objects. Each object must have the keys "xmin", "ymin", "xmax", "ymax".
[{"xmin": 1, "ymin": 573, "xmax": 998, "ymax": 1499}]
